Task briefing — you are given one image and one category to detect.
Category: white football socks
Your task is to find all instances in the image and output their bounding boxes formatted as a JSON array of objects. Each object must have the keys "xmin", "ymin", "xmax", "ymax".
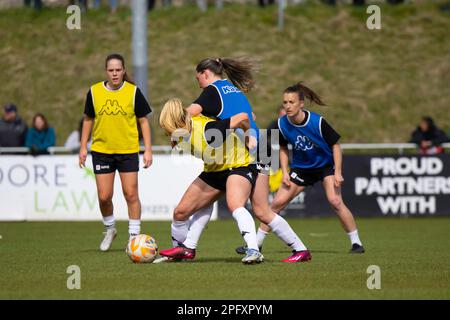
[
  {"xmin": 128, "ymin": 219, "xmax": 141, "ymax": 237},
  {"xmin": 347, "ymin": 229, "xmax": 362, "ymax": 246},
  {"xmin": 256, "ymin": 228, "xmax": 269, "ymax": 248},
  {"xmin": 171, "ymin": 220, "xmax": 190, "ymax": 247},
  {"xmin": 102, "ymin": 214, "xmax": 116, "ymax": 230},
  {"xmin": 268, "ymin": 215, "xmax": 307, "ymax": 252},
  {"xmin": 232, "ymin": 207, "xmax": 259, "ymax": 251},
  {"xmin": 183, "ymin": 206, "xmax": 214, "ymax": 249}
]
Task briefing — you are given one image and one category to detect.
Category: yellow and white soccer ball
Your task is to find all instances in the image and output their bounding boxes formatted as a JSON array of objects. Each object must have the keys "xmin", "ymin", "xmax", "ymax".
[{"xmin": 126, "ymin": 234, "xmax": 158, "ymax": 263}]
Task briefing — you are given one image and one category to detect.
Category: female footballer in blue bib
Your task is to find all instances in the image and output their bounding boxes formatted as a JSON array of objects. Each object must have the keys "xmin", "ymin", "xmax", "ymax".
[
  {"xmin": 160, "ymin": 58, "xmax": 310, "ymax": 263},
  {"xmin": 239, "ymin": 82, "xmax": 365, "ymax": 255}
]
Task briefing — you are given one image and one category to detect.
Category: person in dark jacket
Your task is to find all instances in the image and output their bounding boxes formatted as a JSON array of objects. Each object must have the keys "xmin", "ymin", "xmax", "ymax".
[
  {"xmin": 25, "ymin": 113, "xmax": 56, "ymax": 155},
  {"xmin": 0, "ymin": 103, "xmax": 28, "ymax": 148},
  {"xmin": 24, "ymin": 0, "xmax": 42, "ymax": 10},
  {"xmin": 410, "ymin": 116, "xmax": 448, "ymax": 155}
]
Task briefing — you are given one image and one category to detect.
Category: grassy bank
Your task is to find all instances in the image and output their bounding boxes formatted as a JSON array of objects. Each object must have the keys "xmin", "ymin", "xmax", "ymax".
[{"xmin": 1, "ymin": 2, "xmax": 449, "ymax": 145}]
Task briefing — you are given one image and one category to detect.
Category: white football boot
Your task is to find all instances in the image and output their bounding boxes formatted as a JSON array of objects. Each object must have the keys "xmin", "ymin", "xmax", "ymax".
[
  {"xmin": 100, "ymin": 228, "xmax": 117, "ymax": 252},
  {"xmin": 241, "ymin": 249, "xmax": 264, "ymax": 264}
]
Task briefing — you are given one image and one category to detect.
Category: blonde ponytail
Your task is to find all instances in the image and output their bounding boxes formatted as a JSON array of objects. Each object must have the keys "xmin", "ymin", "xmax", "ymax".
[{"xmin": 159, "ymin": 98, "xmax": 192, "ymax": 136}]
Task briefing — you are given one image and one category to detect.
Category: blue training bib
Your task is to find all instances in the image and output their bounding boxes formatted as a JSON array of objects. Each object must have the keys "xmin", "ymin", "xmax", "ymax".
[
  {"xmin": 278, "ymin": 110, "xmax": 334, "ymax": 169},
  {"xmin": 210, "ymin": 79, "xmax": 260, "ymax": 139}
]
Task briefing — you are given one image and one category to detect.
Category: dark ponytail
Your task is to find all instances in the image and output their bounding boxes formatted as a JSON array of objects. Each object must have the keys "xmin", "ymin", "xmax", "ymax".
[
  {"xmin": 105, "ymin": 53, "xmax": 135, "ymax": 85},
  {"xmin": 284, "ymin": 81, "xmax": 326, "ymax": 106},
  {"xmin": 196, "ymin": 57, "xmax": 256, "ymax": 92}
]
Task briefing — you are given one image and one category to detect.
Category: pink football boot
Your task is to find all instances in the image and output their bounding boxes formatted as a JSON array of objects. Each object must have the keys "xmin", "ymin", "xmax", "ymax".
[
  {"xmin": 282, "ymin": 250, "xmax": 312, "ymax": 263},
  {"xmin": 159, "ymin": 245, "xmax": 196, "ymax": 260}
]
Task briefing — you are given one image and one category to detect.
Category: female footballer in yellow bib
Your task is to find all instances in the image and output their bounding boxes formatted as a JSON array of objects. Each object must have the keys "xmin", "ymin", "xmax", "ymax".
[
  {"xmin": 79, "ymin": 53, "xmax": 153, "ymax": 252},
  {"xmin": 157, "ymin": 96, "xmax": 310, "ymax": 264},
  {"xmin": 158, "ymin": 98, "xmax": 264, "ymax": 264},
  {"xmin": 178, "ymin": 57, "xmax": 310, "ymax": 263}
]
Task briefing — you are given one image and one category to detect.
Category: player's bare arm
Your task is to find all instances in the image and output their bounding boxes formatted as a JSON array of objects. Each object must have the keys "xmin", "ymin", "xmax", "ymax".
[
  {"xmin": 186, "ymin": 103, "xmax": 203, "ymax": 116},
  {"xmin": 332, "ymin": 143, "xmax": 344, "ymax": 188},
  {"xmin": 79, "ymin": 115, "xmax": 94, "ymax": 168},
  {"xmin": 138, "ymin": 116, "xmax": 153, "ymax": 169},
  {"xmin": 280, "ymin": 145, "xmax": 290, "ymax": 187}
]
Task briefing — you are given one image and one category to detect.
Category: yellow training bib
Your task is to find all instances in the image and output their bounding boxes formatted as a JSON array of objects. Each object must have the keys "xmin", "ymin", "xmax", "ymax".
[
  {"xmin": 179, "ymin": 115, "xmax": 253, "ymax": 172},
  {"xmin": 90, "ymin": 81, "xmax": 139, "ymax": 154}
]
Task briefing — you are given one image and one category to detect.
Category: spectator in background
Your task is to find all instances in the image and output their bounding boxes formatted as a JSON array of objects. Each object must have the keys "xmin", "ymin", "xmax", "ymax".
[
  {"xmin": 25, "ymin": 113, "xmax": 56, "ymax": 155},
  {"xmin": 258, "ymin": 0, "xmax": 275, "ymax": 7},
  {"xmin": 322, "ymin": 0, "xmax": 336, "ymax": 5},
  {"xmin": 64, "ymin": 118, "xmax": 84, "ymax": 153},
  {"xmin": 410, "ymin": 116, "xmax": 448, "ymax": 155},
  {"xmin": 24, "ymin": 0, "xmax": 42, "ymax": 10},
  {"xmin": 148, "ymin": 0, "xmax": 156, "ymax": 11},
  {"xmin": 0, "ymin": 104, "xmax": 28, "ymax": 148},
  {"xmin": 92, "ymin": 0, "xmax": 119, "ymax": 13},
  {"xmin": 109, "ymin": 0, "xmax": 118, "ymax": 12},
  {"xmin": 69, "ymin": 0, "xmax": 88, "ymax": 13}
]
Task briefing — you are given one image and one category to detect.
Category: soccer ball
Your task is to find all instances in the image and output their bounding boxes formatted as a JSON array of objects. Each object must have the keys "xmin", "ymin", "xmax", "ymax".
[{"xmin": 126, "ymin": 234, "xmax": 158, "ymax": 263}]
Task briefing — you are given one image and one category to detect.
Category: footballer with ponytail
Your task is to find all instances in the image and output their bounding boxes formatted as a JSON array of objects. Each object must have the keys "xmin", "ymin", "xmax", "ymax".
[
  {"xmin": 175, "ymin": 58, "xmax": 312, "ymax": 264},
  {"xmin": 187, "ymin": 57, "xmax": 258, "ymax": 121},
  {"xmin": 284, "ymin": 81, "xmax": 326, "ymax": 106},
  {"xmin": 195, "ymin": 57, "xmax": 256, "ymax": 92},
  {"xmin": 235, "ymin": 81, "xmax": 367, "ymax": 258}
]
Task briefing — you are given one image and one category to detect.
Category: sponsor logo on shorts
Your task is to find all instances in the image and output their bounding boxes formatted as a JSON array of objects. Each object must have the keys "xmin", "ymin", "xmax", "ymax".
[
  {"xmin": 96, "ymin": 165, "xmax": 110, "ymax": 171},
  {"xmin": 290, "ymin": 172, "xmax": 304, "ymax": 182},
  {"xmin": 247, "ymin": 172, "xmax": 253, "ymax": 179},
  {"xmin": 256, "ymin": 163, "xmax": 270, "ymax": 174}
]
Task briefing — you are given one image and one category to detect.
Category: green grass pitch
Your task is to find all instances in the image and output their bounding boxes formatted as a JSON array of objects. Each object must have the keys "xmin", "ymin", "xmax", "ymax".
[{"xmin": 0, "ymin": 218, "xmax": 449, "ymax": 299}]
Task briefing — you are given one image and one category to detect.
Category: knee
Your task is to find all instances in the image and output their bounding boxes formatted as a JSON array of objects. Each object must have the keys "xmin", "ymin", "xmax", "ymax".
[
  {"xmin": 251, "ymin": 196, "xmax": 268, "ymax": 215},
  {"xmin": 252, "ymin": 206, "xmax": 265, "ymax": 221},
  {"xmin": 123, "ymin": 190, "xmax": 139, "ymax": 204},
  {"xmin": 250, "ymin": 203, "xmax": 269, "ymax": 223},
  {"xmin": 254, "ymin": 210, "xmax": 274, "ymax": 225},
  {"xmin": 98, "ymin": 193, "xmax": 113, "ymax": 206},
  {"xmin": 328, "ymin": 196, "xmax": 343, "ymax": 211}
]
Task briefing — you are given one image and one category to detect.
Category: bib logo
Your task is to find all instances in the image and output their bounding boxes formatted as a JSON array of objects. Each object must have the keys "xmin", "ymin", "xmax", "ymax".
[
  {"xmin": 294, "ymin": 135, "xmax": 314, "ymax": 151},
  {"xmin": 98, "ymin": 99, "xmax": 127, "ymax": 116},
  {"xmin": 221, "ymin": 85, "xmax": 241, "ymax": 94}
]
